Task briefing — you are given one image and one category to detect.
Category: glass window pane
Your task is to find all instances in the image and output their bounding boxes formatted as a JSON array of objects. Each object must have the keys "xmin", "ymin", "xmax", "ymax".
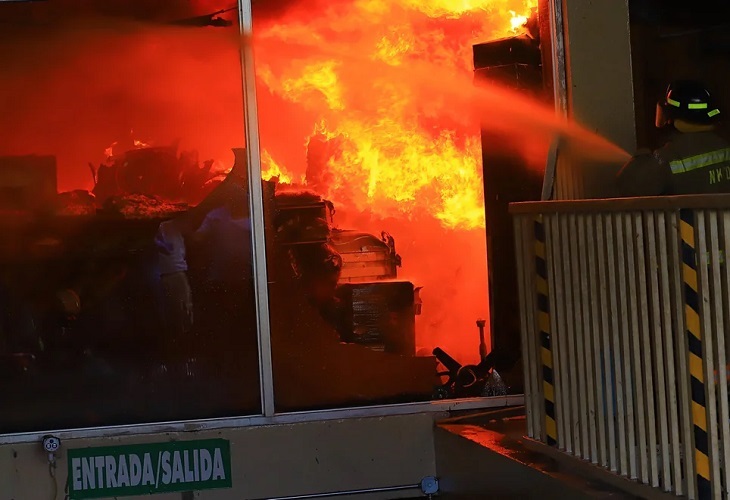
[
  {"xmin": 252, "ymin": 1, "xmax": 537, "ymax": 411},
  {"xmin": 0, "ymin": 1, "xmax": 261, "ymax": 433}
]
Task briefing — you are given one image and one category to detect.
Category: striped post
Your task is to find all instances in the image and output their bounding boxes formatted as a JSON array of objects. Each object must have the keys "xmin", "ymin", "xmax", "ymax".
[
  {"xmin": 680, "ymin": 209, "xmax": 711, "ymax": 499},
  {"xmin": 535, "ymin": 215, "xmax": 557, "ymax": 446}
]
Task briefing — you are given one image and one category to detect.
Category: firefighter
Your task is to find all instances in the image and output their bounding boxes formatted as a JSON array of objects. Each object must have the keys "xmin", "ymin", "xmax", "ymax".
[{"xmin": 616, "ymin": 80, "xmax": 730, "ymax": 196}]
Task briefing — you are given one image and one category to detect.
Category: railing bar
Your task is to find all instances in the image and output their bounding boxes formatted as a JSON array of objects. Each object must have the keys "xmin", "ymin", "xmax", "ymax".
[
  {"xmin": 547, "ymin": 215, "xmax": 566, "ymax": 449},
  {"xmin": 616, "ymin": 212, "xmax": 637, "ymax": 479},
  {"xmin": 707, "ymin": 211, "xmax": 730, "ymax": 500},
  {"xmin": 597, "ymin": 214, "xmax": 618, "ymax": 472},
  {"xmin": 609, "ymin": 213, "xmax": 629, "ymax": 476},
  {"xmin": 579, "ymin": 214, "xmax": 599, "ymax": 463},
  {"xmin": 646, "ymin": 211, "xmax": 673, "ymax": 492},
  {"xmin": 696, "ymin": 211, "xmax": 721, "ymax": 499},
  {"xmin": 624, "ymin": 213, "xmax": 647, "ymax": 482},
  {"xmin": 515, "ymin": 216, "xmax": 536, "ymax": 439},
  {"xmin": 668, "ymin": 211, "xmax": 697, "ymax": 499},
  {"xmin": 657, "ymin": 211, "xmax": 682, "ymax": 495},
  {"xmin": 520, "ymin": 217, "xmax": 546, "ymax": 441},
  {"xmin": 552, "ymin": 214, "xmax": 572, "ymax": 452},
  {"xmin": 523, "ymin": 216, "xmax": 543, "ymax": 442},
  {"xmin": 542, "ymin": 214, "xmax": 560, "ymax": 447},
  {"xmin": 561, "ymin": 214, "xmax": 580, "ymax": 456},
  {"xmin": 508, "ymin": 193, "xmax": 730, "ymax": 215},
  {"xmin": 634, "ymin": 212, "xmax": 659, "ymax": 487},
  {"xmin": 587, "ymin": 213, "xmax": 607, "ymax": 466},
  {"xmin": 571, "ymin": 213, "xmax": 589, "ymax": 459},
  {"xmin": 716, "ymin": 211, "xmax": 730, "ymax": 499}
]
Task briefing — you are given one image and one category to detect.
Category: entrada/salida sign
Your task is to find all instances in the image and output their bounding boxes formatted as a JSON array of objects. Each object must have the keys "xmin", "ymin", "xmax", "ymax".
[{"xmin": 67, "ymin": 439, "xmax": 232, "ymax": 499}]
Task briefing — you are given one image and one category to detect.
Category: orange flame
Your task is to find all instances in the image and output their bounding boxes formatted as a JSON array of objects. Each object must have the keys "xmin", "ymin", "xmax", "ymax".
[
  {"xmin": 509, "ymin": 10, "xmax": 529, "ymax": 31},
  {"xmin": 400, "ymin": 0, "xmax": 535, "ymax": 19},
  {"xmin": 254, "ymin": 0, "xmax": 536, "ymax": 230},
  {"xmin": 104, "ymin": 130, "xmax": 151, "ymax": 158},
  {"xmin": 130, "ymin": 129, "xmax": 151, "ymax": 149},
  {"xmin": 261, "ymin": 150, "xmax": 294, "ymax": 184},
  {"xmin": 104, "ymin": 141, "xmax": 117, "ymax": 158},
  {"xmin": 210, "ymin": 160, "xmax": 232, "ymax": 175},
  {"xmin": 254, "ymin": 0, "xmax": 537, "ymax": 363}
]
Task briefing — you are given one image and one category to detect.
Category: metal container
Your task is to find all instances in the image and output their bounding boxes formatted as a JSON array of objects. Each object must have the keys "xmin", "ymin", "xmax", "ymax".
[
  {"xmin": 331, "ymin": 230, "xmax": 400, "ymax": 283},
  {"xmin": 274, "ymin": 191, "xmax": 333, "ymax": 245},
  {"xmin": 336, "ymin": 281, "xmax": 416, "ymax": 355}
]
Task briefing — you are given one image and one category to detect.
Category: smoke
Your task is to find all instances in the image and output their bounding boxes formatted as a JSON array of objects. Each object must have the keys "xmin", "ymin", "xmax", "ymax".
[{"xmin": 0, "ymin": 9, "xmax": 245, "ymax": 192}]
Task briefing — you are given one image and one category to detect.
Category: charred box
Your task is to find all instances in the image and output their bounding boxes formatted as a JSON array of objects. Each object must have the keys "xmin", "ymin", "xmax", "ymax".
[
  {"xmin": 274, "ymin": 192, "xmax": 332, "ymax": 245},
  {"xmin": 331, "ymin": 229, "xmax": 400, "ymax": 283},
  {"xmin": 336, "ymin": 281, "xmax": 416, "ymax": 355}
]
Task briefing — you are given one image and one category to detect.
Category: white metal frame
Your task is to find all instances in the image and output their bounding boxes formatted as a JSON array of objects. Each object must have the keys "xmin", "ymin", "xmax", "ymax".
[
  {"xmin": 238, "ymin": 0, "xmax": 275, "ymax": 418},
  {"xmin": 0, "ymin": 397, "xmax": 524, "ymax": 446},
  {"xmin": 0, "ymin": 0, "xmax": 534, "ymax": 446}
]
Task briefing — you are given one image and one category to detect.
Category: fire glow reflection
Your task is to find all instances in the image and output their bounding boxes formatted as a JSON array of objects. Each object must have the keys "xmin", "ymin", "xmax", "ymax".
[
  {"xmin": 0, "ymin": 0, "xmax": 538, "ymax": 367},
  {"xmin": 254, "ymin": 0, "xmax": 537, "ymax": 362}
]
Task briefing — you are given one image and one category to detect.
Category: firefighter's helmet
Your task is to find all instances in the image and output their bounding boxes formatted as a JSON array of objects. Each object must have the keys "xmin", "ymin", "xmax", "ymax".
[{"xmin": 655, "ymin": 80, "xmax": 721, "ymax": 128}]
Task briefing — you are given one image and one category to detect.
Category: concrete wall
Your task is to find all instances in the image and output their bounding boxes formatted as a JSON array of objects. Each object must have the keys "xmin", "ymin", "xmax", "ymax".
[
  {"xmin": 0, "ymin": 414, "xmax": 437, "ymax": 500},
  {"xmin": 556, "ymin": 0, "xmax": 637, "ymax": 199},
  {"xmin": 433, "ymin": 427, "xmax": 576, "ymax": 499},
  {"xmin": 631, "ymin": 13, "xmax": 730, "ymax": 149}
]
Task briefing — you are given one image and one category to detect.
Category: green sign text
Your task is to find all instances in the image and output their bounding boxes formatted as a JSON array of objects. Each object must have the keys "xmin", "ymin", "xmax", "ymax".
[{"xmin": 67, "ymin": 439, "xmax": 232, "ymax": 499}]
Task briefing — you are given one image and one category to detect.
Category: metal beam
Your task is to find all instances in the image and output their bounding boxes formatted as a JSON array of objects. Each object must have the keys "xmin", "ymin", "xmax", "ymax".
[{"xmin": 238, "ymin": 0, "xmax": 275, "ymax": 417}]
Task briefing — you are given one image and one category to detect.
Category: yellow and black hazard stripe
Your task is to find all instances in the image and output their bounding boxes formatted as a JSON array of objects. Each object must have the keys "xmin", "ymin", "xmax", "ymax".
[
  {"xmin": 680, "ymin": 209, "xmax": 711, "ymax": 499},
  {"xmin": 534, "ymin": 215, "xmax": 557, "ymax": 446}
]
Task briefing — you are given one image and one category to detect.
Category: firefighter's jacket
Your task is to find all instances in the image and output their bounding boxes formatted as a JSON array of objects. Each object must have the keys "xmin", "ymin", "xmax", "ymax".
[{"xmin": 616, "ymin": 131, "xmax": 730, "ymax": 197}]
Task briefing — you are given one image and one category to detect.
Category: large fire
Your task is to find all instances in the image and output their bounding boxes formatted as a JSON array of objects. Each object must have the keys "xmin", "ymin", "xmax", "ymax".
[
  {"xmin": 254, "ymin": 0, "xmax": 537, "ymax": 361},
  {"xmin": 0, "ymin": 0, "xmax": 538, "ymax": 367},
  {"xmin": 256, "ymin": 0, "xmax": 536, "ymax": 230}
]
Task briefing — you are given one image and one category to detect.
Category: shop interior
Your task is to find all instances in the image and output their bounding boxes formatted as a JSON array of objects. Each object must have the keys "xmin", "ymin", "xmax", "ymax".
[{"xmin": 0, "ymin": 0, "xmax": 542, "ymax": 432}]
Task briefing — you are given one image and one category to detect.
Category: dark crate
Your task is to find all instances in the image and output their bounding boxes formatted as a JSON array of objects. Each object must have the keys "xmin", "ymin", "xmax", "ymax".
[{"xmin": 337, "ymin": 281, "xmax": 416, "ymax": 355}]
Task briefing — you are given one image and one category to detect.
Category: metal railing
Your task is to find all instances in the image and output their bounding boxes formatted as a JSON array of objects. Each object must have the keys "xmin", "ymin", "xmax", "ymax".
[{"xmin": 512, "ymin": 195, "xmax": 730, "ymax": 499}]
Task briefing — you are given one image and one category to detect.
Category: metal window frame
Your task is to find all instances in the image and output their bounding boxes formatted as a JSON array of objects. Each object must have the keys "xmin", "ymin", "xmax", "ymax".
[
  {"xmin": 237, "ymin": 0, "xmax": 524, "ymax": 424},
  {"xmin": 0, "ymin": 397, "xmax": 523, "ymax": 445},
  {"xmin": 239, "ymin": 0, "xmax": 275, "ymax": 418},
  {"xmin": 0, "ymin": 0, "xmax": 537, "ymax": 446}
]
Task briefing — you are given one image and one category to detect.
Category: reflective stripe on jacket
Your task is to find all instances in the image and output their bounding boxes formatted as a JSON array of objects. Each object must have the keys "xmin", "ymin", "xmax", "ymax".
[{"xmin": 617, "ymin": 131, "xmax": 730, "ymax": 196}]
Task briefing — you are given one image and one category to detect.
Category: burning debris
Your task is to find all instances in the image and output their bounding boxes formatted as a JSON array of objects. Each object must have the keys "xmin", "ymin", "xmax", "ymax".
[
  {"xmin": 254, "ymin": 0, "xmax": 537, "ymax": 363},
  {"xmin": 0, "ymin": 0, "xmax": 541, "ymax": 426},
  {"xmin": 57, "ymin": 190, "xmax": 96, "ymax": 216},
  {"xmin": 255, "ymin": 0, "xmax": 537, "ymax": 229},
  {"xmin": 90, "ymin": 144, "xmax": 225, "ymax": 206},
  {"xmin": 331, "ymin": 230, "xmax": 401, "ymax": 283},
  {"xmin": 274, "ymin": 189, "xmax": 333, "ymax": 245},
  {"xmin": 100, "ymin": 194, "xmax": 187, "ymax": 219},
  {"xmin": 36, "ymin": 141, "xmax": 229, "ymax": 220}
]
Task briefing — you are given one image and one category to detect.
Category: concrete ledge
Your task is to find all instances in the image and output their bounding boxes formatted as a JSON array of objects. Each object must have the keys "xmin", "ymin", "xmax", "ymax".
[
  {"xmin": 520, "ymin": 437, "xmax": 679, "ymax": 500},
  {"xmin": 0, "ymin": 414, "xmax": 438, "ymax": 500},
  {"xmin": 436, "ymin": 413, "xmax": 678, "ymax": 500}
]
